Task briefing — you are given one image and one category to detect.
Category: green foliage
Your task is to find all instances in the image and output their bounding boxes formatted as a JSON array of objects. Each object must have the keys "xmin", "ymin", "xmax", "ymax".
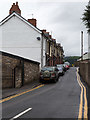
[
  {"xmin": 64, "ymin": 56, "xmax": 80, "ymax": 65},
  {"xmin": 82, "ymin": 1, "xmax": 90, "ymax": 33}
]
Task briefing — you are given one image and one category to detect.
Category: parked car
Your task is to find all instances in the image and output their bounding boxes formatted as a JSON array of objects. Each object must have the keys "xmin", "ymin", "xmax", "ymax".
[
  {"xmin": 40, "ymin": 66, "xmax": 59, "ymax": 83},
  {"xmin": 62, "ymin": 64, "xmax": 67, "ymax": 72},
  {"xmin": 64, "ymin": 62, "xmax": 70, "ymax": 70},
  {"xmin": 56, "ymin": 64, "xmax": 65, "ymax": 75}
]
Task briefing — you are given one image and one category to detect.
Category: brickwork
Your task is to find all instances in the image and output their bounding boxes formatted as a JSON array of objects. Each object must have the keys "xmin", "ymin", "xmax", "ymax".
[
  {"xmin": 28, "ymin": 19, "xmax": 37, "ymax": 27},
  {"xmin": 0, "ymin": 52, "xmax": 40, "ymax": 88},
  {"xmin": 9, "ymin": 2, "xmax": 21, "ymax": 15}
]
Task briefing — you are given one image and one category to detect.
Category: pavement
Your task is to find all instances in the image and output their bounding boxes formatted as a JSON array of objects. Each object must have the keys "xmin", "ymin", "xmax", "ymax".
[{"xmin": 2, "ymin": 80, "xmax": 42, "ymax": 99}]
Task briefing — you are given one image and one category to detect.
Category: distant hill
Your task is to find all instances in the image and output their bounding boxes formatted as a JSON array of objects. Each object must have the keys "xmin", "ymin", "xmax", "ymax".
[{"xmin": 64, "ymin": 56, "xmax": 80, "ymax": 66}]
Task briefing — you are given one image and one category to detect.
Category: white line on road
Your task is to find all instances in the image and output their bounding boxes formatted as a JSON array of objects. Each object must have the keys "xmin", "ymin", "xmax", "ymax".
[{"xmin": 10, "ymin": 108, "xmax": 32, "ymax": 120}]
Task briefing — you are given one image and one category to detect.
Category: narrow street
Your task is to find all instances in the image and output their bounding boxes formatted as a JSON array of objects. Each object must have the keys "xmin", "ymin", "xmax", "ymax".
[{"xmin": 1, "ymin": 67, "xmax": 87, "ymax": 119}]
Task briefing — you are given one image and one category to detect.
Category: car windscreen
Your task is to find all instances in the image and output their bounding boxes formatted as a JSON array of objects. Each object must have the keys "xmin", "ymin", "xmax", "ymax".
[
  {"xmin": 58, "ymin": 67, "xmax": 63, "ymax": 70},
  {"xmin": 57, "ymin": 65, "xmax": 63, "ymax": 68},
  {"xmin": 41, "ymin": 67, "xmax": 54, "ymax": 72}
]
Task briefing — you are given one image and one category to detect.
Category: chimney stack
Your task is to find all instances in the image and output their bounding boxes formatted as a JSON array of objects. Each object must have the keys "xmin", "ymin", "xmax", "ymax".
[
  {"xmin": 28, "ymin": 19, "xmax": 37, "ymax": 27},
  {"xmin": 9, "ymin": 2, "xmax": 21, "ymax": 15},
  {"xmin": 42, "ymin": 29, "xmax": 46, "ymax": 33},
  {"xmin": 49, "ymin": 35, "xmax": 52, "ymax": 39}
]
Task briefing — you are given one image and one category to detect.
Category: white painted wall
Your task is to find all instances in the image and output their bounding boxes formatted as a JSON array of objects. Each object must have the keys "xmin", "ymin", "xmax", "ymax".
[
  {"xmin": 83, "ymin": 52, "xmax": 90, "ymax": 60},
  {"xmin": 0, "ymin": 26, "xmax": 2, "ymax": 51},
  {"xmin": 1, "ymin": 15, "xmax": 42, "ymax": 64}
]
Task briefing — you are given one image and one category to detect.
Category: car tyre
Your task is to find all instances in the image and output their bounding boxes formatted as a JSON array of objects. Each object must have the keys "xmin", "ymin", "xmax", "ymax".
[
  {"xmin": 39, "ymin": 79, "xmax": 43, "ymax": 83},
  {"xmin": 53, "ymin": 79, "xmax": 57, "ymax": 83}
]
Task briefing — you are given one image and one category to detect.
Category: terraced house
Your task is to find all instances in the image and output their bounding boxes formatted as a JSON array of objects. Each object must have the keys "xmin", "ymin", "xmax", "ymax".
[
  {"xmin": 0, "ymin": 2, "xmax": 64, "ymax": 88},
  {"xmin": 42, "ymin": 30, "xmax": 64, "ymax": 66}
]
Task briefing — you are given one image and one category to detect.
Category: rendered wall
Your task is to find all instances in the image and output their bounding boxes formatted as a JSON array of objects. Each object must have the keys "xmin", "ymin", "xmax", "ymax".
[{"xmin": 1, "ymin": 15, "xmax": 41, "ymax": 64}]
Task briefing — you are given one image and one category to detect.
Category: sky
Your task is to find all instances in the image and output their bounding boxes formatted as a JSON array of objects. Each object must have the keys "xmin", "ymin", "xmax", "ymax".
[{"xmin": 0, "ymin": 0, "xmax": 89, "ymax": 56}]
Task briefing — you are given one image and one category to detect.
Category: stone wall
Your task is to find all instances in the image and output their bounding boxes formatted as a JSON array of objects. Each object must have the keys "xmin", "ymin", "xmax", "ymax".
[
  {"xmin": 75, "ymin": 60, "xmax": 90, "ymax": 86},
  {"xmin": 0, "ymin": 52, "xmax": 40, "ymax": 88},
  {"xmin": 24, "ymin": 61, "xmax": 39, "ymax": 84},
  {"xmin": 1, "ymin": 54, "xmax": 20, "ymax": 88}
]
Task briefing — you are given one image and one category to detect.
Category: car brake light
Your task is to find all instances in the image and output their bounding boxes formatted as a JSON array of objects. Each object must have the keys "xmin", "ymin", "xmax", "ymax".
[
  {"xmin": 51, "ymin": 73, "xmax": 55, "ymax": 77},
  {"xmin": 40, "ymin": 72, "xmax": 42, "ymax": 76}
]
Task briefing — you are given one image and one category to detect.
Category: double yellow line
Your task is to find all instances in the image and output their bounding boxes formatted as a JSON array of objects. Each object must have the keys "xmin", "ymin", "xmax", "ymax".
[
  {"xmin": 77, "ymin": 68, "xmax": 88, "ymax": 119},
  {"xmin": 0, "ymin": 84, "xmax": 44, "ymax": 103}
]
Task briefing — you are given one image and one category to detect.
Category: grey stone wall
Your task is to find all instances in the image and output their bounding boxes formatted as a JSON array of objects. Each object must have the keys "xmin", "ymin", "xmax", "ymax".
[
  {"xmin": 15, "ymin": 66, "xmax": 22, "ymax": 88},
  {"xmin": 1, "ymin": 54, "xmax": 20, "ymax": 88},
  {"xmin": 0, "ymin": 52, "xmax": 40, "ymax": 88},
  {"xmin": 24, "ymin": 61, "xmax": 39, "ymax": 84},
  {"xmin": 75, "ymin": 60, "xmax": 90, "ymax": 86}
]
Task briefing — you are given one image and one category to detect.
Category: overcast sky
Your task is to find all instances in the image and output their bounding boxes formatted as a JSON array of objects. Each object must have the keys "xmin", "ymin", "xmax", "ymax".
[{"xmin": 0, "ymin": 0, "xmax": 89, "ymax": 56}]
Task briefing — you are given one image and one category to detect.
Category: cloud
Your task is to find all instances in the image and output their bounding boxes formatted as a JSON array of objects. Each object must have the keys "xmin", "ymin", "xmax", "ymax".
[{"xmin": 0, "ymin": 1, "xmax": 88, "ymax": 56}]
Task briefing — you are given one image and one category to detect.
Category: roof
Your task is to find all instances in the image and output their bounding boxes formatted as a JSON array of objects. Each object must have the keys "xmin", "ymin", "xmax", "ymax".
[
  {"xmin": 0, "ymin": 51, "xmax": 40, "ymax": 65},
  {"xmin": 0, "ymin": 12, "xmax": 42, "ymax": 34}
]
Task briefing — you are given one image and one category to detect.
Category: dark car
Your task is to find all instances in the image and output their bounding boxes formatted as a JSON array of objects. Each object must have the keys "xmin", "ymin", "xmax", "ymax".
[
  {"xmin": 56, "ymin": 64, "xmax": 65, "ymax": 75},
  {"xmin": 62, "ymin": 64, "xmax": 67, "ymax": 72},
  {"xmin": 40, "ymin": 66, "xmax": 59, "ymax": 83}
]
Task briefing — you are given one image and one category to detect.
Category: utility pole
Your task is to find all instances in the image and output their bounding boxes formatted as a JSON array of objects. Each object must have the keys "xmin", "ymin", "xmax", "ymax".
[{"xmin": 81, "ymin": 31, "xmax": 83, "ymax": 60}]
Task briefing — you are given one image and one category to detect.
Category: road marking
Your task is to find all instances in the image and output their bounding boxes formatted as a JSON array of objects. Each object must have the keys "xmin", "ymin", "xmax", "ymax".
[
  {"xmin": 79, "ymin": 75, "xmax": 88, "ymax": 119},
  {"xmin": 0, "ymin": 84, "xmax": 44, "ymax": 103},
  {"xmin": 10, "ymin": 108, "xmax": 32, "ymax": 120},
  {"xmin": 76, "ymin": 68, "xmax": 88, "ymax": 119}
]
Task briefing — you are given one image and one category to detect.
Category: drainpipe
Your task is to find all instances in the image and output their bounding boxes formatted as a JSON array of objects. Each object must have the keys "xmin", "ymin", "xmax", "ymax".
[{"xmin": 41, "ymin": 32, "xmax": 43, "ymax": 68}]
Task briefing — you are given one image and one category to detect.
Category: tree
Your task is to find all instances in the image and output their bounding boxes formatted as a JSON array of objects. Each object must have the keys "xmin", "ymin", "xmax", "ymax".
[
  {"xmin": 82, "ymin": 1, "xmax": 90, "ymax": 53},
  {"xmin": 82, "ymin": 1, "xmax": 90, "ymax": 33}
]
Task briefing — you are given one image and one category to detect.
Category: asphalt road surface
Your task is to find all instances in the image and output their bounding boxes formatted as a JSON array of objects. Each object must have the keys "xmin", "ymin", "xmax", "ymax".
[{"xmin": 1, "ymin": 67, "xmax": 87, "ymax": 119}]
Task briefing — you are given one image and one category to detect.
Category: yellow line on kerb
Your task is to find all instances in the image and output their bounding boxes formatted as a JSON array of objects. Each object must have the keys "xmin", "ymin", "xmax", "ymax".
[
  {"xmin": 0, "ymin": 84, "xmax": 44, "ymax": 103},
  {"xmin": 77, "ymin": 68, "xmax": 88, "ymax": 119}
]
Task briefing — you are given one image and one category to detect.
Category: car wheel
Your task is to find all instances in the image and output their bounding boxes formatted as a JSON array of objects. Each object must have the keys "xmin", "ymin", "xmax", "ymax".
[
  {"xmin": 53, "ymin": 79, "xmax": 57, "ymax": 83},
  {"xmin": 39, "ymin": 79, "xmax": 43, "ymax": 83}
]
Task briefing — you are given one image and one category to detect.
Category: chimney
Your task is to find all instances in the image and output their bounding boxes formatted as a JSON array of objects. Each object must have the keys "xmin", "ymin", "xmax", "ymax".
[
  {"xmin": 28, "ymin": 19, "xmax": 37, "ymax": 27},
  {"xmin": 42, "ymin": 29, "xmax": 46, "ymax": 33},
  {"xmin": 49, "ymin": 35, "xmax": 52, "ymax": 39},
  {"xmin": 9, "ymin": 2, "xmax": 21, "ymax": 15}
]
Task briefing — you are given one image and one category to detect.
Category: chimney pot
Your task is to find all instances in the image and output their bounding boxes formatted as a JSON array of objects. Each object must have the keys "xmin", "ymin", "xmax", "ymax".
[
  {"xmin": 9, "ymin": 2, "xmax": 21, "ymax": 15},
  {"xmin": 42, "ymin": 29, "xmax": 46, "ymax": 33},
  {"xmin": 13, "ymin": 3, "xmax": 15, "ymax": 5},
  {"xmin": 16, "ymin": 2, "xmax": 18, "ymax": 5}
]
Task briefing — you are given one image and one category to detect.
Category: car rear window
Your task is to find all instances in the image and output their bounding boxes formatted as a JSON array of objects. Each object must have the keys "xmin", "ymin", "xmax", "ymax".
[
  {"xmin": 57, "ymin": 65, "xmax": 63, "ymax": 67},
  {"xmin": 41, "ymin": 67, "xmax": 54, "ymax": 72}
]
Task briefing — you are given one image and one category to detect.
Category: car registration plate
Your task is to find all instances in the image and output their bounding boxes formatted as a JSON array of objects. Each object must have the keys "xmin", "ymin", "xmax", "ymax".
[{"xmin": 44, "ymin": 78, "xmax": 50, "ymax": 80}]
